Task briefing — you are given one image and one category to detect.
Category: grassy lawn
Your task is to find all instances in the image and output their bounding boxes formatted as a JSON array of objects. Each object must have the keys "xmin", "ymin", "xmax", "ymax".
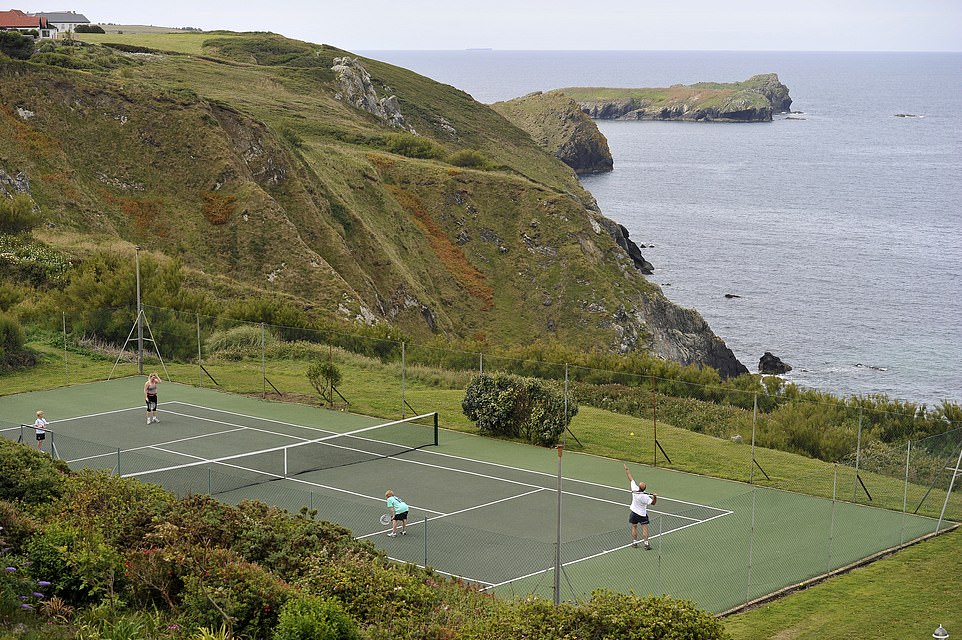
[{"xmin": 724, "ymin": 527, "xmax": 962, "ymax": 639}]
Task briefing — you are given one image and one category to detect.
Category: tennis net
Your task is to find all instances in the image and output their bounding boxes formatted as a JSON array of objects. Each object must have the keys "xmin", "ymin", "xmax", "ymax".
[{"xmin": 122, "ymin": 412, "xmax": 439, "ymax": 496}]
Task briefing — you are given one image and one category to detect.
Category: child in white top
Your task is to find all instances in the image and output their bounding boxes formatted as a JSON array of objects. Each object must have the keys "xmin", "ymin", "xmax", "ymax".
[{"xmin": 34, "ymin": 410, "xmax": 48, "ymax": 451}]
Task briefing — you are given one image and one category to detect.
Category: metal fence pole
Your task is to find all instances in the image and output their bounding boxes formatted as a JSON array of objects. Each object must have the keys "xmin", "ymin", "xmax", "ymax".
[
  {"xmin": 62, "ymin": 311, "xmax": 69, "ymax": 385},
  {"xmin": 900, "ymin": 440, "xmax": 911, "ymax": 545},
  {"xmin": 261, "ymin": 322, "xmax": 266, "ymax": 398},
  {"xmin": 936, "ymin": 442, "xmax": 962, "ymax": 533},
  {"xmin": 746, "ymin": 487, "xmax": 757, "ymax": 604},
  {"xmin": 749, "ymin": 392, "xmax": 758, "ymax": 484},
  {"xmin": 196, "ymin": 313, "xmax": 202, "ymax": 387},
  {"xmin": 116, "ymin": 448, "xmax": 121, "ymax": 476},
  {"xmin": 853, "ymin": 407, "xmax": 863, "ymax": 500},
  {"xmin": 401, "ymin": 341, "xmax": 406, "ymax": 419},
  {"xmin": 423, "ymin": 516, "xmax": 428, "ymax": 567},
  {"xmin": 828, "ymin": 464, "xmax": 838, "ymax": 572}
]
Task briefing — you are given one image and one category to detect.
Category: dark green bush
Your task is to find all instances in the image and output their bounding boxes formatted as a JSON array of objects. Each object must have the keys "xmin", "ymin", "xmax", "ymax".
[
  {"xmin": 463, "ymin": 372, "xmax": 577, "ymax": 446},
  {"xmin": 0, "ymin": 439, "xmax": 66, "ymax": 506},
  {"xmin": 74, "ymin": 24, "xmax": 106, "ymax": 34},
  {"xmin": 0, "ymin": 31, "xmax": 34, "ymax": 60},
  {"xmin": 30, "ymin": 52, "xmax": 97, "ymax": 70},
  {"xmin": 180, "ymin": 546, "xmax": 290, "ymax": 639},
  {"xmin": 272, "ymin": 592, "xmax": 360, "ymax": 640}
]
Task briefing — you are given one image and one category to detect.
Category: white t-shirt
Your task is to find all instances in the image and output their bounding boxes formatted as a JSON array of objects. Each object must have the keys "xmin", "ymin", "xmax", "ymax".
[
  {"xmin": 629, "ymin": 481, "xmax": 653, "ymax": 516},
  {"xmin": 34, "ymin": 417, "xmax": 47, "ymax": 435}
]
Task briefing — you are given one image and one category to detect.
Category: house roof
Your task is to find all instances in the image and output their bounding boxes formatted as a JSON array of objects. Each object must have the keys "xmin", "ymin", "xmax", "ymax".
[
  {"xmin": 33, "ymin": 11, "xmax": 90, "ymax": 24},
  {"xmin": 0, "ymin": 9, "xmax": 48, "ymax": 28}
]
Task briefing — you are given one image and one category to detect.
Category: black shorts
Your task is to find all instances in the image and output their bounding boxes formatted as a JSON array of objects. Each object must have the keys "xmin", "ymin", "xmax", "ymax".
[
  {"xmin": 146, "ymin": 395, "xmax": 158, "ymax": 411},
  {"xmin": 393, "ymin": 511, "xmax": 409, "ymax": 522},
  {"xmin": 629, "ymin": 512, "xmax": 649, "ymax": 525},
  {"xmin": 36, "ymin": 432, "xmax": 46, "ymax": 441}
]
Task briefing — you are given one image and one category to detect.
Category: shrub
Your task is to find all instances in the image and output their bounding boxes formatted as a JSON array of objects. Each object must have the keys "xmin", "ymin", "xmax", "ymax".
[
  {"xmin": 0, "ymin": 194, "xmax": 41, "ymax": 235},
  {"xmin": 0, "ymin": 313, "xmax": 26, "ymax": 367},
  {"xmin": 0, "ymin": 440, "xmax": 66, "ymax": 506},
  {"xmin": 306, "ymin": 361, "xmax": 341, "ymax": 404},
  {"xmin": 0, "ymin": 31, "xmax": 34, "ymax": 60},
  {"xmin": 74, "ymin": 24, "xmax": 106, "ymax": 34},
  {"xmin": 180, "ymin": 546, "xmax": 290, "ymax": 640},
  {"xmin": 462, "ymin": 373, "xmax": 577, "ymax": 446},
  {"xmin": 384, "ymin": 133, "xmax": 442, "ymax": 160},
  {"xmin": 205, "ymin": 324, "xmax": 277, "ymax": 357},
  {"xmin": 446, "ymin": 149, "xmax": 486, "ymax": 168},
  {"xmin": 272, "ymin": 592, "xmax": 359, "ymax": 640}
]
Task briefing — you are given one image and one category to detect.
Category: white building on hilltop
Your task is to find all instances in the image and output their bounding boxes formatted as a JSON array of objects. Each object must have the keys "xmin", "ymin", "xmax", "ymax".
[{"xmin": 33, "ymin": 10, "xmax": 90, "ymax": 37}]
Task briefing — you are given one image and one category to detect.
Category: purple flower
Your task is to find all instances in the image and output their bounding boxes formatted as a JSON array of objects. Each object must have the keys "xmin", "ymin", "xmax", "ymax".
[
  {"xmin": 4, "ymin": 567, "xmax": 16, "ymax": 572},
  {"xmin": 20, "ymin": 603, "xmax": 33, "ymax": 610},
  {"xmin": 32, "ymin": 592, "xmax": 44, "ymax": 598},
  {"xmin": 36, "ymin": 580, "xmax": 51, "ymax": 587},
  {"xmin": 167, "ymin": 624, "xmax": 181, "ymax": 631},
  {"xmin": 17, "ymin": 595, "xmax": 27, "ymax": 600}
]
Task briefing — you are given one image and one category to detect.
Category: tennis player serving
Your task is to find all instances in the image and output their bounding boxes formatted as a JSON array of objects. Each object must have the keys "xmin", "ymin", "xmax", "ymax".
[{"xmin": 624, "ymin": 464, "xmax": 656, "ymax": 549}]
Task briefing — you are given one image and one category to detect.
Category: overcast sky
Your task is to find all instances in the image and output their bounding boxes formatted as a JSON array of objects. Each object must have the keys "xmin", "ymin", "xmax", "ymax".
[{"xmin": 17, "ymin": 0, "xmax": 962, "ymax": 51}]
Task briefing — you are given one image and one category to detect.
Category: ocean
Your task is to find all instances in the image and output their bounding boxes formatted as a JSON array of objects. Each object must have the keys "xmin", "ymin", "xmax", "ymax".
[{"xmin": 361, "ymin": 51, "xmax": 962, "ymax": 405}]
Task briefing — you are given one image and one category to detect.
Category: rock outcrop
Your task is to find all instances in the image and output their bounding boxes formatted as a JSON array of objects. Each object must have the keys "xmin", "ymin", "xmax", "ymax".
[
  {"xmin": 554, "ymin": 74, "xmax": 793, "ymax": 123},
  {"xmin": 332, "ymin": 57, "xmax": 413, "ymax": 132},
  {"xmin": 759, "ymin": 352, "xmax": 792, "ymax": 374},
  {"xmin": 491, "ymin": 91, "xmax": 613, "ymax": 174}
]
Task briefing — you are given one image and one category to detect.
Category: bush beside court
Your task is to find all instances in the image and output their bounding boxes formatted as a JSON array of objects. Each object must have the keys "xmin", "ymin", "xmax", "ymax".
[{"xmin": 0, "ymin": 439, "xmax": 729, "ymax": 639}]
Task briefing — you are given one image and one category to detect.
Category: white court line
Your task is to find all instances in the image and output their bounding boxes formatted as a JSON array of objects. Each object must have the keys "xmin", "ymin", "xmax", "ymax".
[
  {"xmin": 480, "ymin": 509, "xmax": 734, "ymax": 592},
  {"xmin": 355, "ymin": 488, "xmax": 547, "ymax": 540},
  {"xmin": 168, "ymin": 401, "xmax": 340, "ymax": 437},
  {"xmin": 68, "ymin": 427, "xmax": 249, "ymax": 464},
  {"xmin": 137, "ymin": 445, "xmax": 447, "ymax": 516},
  {"xmin": 159, "ymin": 402, "xmax": 728, "ymax": 518}
]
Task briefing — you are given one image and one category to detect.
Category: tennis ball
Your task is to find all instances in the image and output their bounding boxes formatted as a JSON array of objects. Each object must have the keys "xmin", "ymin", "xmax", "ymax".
[{"xmin": 629, "ymin": 432, "xmax": 634, "ymax": 436}]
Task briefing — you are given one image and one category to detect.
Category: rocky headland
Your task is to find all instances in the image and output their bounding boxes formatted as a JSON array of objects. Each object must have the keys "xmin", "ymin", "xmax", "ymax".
[
  {"xmin": 554, "ymin": 74, "xmax": 792, "ymax": 122},
  {"xmin": 491, "ymin": 91, "xmax": 613, "ymax": 175}
]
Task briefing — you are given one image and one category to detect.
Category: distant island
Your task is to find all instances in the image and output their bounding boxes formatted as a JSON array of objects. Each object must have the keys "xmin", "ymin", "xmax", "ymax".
[
  {"xmin": 493, "ymin": 74, "xmax": 792, "ymax": 175},
  {"xmin": 551, "ymin": 73, "xmax": 793, "ymax": 123}
]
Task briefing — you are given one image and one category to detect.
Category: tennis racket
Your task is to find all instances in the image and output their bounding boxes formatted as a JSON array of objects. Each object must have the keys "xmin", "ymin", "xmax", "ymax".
[{"xmin": 379, "ymin": 513, "xmax": 391, "ymax": 526}]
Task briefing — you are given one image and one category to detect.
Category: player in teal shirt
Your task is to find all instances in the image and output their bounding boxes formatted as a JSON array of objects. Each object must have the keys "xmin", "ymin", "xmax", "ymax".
[{"xmin": 385, "ymin": 490, "xmax": 409, "ymax": 537}]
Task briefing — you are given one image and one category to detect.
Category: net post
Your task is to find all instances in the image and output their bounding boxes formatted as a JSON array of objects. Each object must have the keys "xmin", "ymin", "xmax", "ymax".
[{"xmin": 433, "ymin": 412, "xmax": 439, "ymax": 446}]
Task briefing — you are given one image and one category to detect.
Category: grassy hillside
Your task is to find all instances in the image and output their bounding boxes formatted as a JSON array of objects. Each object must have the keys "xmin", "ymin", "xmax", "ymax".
[{"xmin": 3, "ymin": 32, "xmax": 710, "ymax": 360}]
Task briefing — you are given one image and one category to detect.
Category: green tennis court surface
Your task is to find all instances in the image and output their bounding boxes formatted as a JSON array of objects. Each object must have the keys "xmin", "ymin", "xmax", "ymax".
[{"xmin": 0, "ymin": 378, "xmax": 946, "ymax": 611}]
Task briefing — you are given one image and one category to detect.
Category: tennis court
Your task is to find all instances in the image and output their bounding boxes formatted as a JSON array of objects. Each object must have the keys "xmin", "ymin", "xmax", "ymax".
[{"xmin": 0, "ymin": 378, "xmax": 946, "ymax": 611}]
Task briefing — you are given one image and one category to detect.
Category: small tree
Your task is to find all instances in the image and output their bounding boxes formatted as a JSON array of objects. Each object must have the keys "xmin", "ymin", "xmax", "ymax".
[{"xmin": 307, "ymin": 362, "xmax": 342, "ymax": 405}]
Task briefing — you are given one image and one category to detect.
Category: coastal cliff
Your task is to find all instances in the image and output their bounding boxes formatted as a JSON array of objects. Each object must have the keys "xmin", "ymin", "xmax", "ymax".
[
  {"xmin": 491, "ymin": 91, "xmax": 613, "ymax": 174},
  {"xmin": 1, "ymin": 32, "xmax": 748, "ymax": 378},
  {"xmin": 556, "ymin": 74, "xmax": 792, "ymax": 122}
]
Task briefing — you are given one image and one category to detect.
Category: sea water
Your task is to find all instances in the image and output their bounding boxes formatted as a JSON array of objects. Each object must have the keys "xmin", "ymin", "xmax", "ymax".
[{"xmin": 361, "ymin": 51, "xmax": 962, "ymax": 405}]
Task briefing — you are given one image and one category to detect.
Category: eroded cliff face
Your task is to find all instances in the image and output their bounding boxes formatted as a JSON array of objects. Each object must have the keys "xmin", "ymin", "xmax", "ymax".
[{"xmin": 492, "ymin": 92, "xmax": 613, "ymax": 174}]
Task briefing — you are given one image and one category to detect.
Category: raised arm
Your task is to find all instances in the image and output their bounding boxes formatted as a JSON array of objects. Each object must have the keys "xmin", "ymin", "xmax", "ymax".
[{"xmin": 623, "ymin": 464, "xmax": 634, "ymax": 484}]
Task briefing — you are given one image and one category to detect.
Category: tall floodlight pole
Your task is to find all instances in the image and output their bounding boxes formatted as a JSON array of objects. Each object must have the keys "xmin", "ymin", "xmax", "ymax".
[{"xmin": 135, "ymin": 246, "xmax": 143, "ymax": 375}]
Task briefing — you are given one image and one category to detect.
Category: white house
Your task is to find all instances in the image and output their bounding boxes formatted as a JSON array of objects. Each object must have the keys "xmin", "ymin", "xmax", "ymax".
[{"xmin": 32, "ymin": 10, "xmax": 90, "ymax": 37}]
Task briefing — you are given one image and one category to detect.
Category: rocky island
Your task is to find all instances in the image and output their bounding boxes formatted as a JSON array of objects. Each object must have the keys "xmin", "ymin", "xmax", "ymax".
[{"xmin": 553, "ymin": 73, "xmax": 792, "ymax": 122}]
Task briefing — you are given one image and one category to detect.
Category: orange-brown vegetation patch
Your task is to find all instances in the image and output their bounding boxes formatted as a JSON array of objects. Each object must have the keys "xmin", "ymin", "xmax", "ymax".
[
  {"xmin": 201, "ymin": 191, "xmax": 236, "ymax": 225},
  {"xmin": 386, "ymin": 184, "xmax": 493, "ymax": 310}
]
